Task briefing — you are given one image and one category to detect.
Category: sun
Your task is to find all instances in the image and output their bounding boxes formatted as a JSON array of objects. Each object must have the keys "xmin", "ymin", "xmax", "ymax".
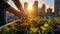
[{"xmin": 28, "ymin": 5, "xmax": 32, "ymax": 10}]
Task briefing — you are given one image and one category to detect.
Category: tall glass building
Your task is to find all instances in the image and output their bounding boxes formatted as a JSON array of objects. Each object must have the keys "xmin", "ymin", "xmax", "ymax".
[
  {"xmin": 54, "ymin": 0, "xmax": 60, "ymax": 14},
  {"xmin": 0, "ymin": 8, "xmax": 6, "ymax": 26},
  {"xmin": 34, "ymin": 0, "xmax": 38, "ymax": 17}
]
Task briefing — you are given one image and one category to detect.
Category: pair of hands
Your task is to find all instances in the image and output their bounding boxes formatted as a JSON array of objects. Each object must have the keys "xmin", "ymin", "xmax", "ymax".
[
  {"xmin": 19, "ymin": 11, "xmax": 28, "ymax": 20},
  {"xmin": 12, "ymin": 0, "xmax": 28, "ymax": 20},
  {"xmin": 3, "ymin": 0, "xmax": 28, "ymax": 20}
]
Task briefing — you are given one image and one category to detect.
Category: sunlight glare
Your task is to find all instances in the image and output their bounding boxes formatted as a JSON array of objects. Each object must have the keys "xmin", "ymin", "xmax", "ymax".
[{"xmin": 28, "ymin": 5, "xmax": 32, "ymax": 10}]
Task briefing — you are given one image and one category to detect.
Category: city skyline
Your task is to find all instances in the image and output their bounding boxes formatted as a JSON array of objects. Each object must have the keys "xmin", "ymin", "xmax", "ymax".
[{"xmin": 8, "ymin": 0, "xmax": 54, "ymax": 12}]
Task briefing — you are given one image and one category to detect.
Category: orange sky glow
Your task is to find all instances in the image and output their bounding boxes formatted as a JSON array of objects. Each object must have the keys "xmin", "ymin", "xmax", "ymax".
[{"xmin": 8, "ymin": 0, "xmax": 54, "ymax": 12}]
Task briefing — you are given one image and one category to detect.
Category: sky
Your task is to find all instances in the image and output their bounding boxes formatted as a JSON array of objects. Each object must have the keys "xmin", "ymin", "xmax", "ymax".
[{"xmin": 8, "ymin": 0, "xmax": 54, "ymax": 11}]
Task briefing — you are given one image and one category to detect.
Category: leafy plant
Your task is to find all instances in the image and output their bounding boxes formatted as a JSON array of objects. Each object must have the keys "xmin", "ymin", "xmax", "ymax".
[
  {"xmin": 40, "ymin": 23, "xmax": 53, "ymax": 34},
  {"xmin": 29, "ymin": 27, "xmax": 39, "ymax": 34},
  {"xmin": 9, "ymin": 26, "xmax": 16, "ymax": 34},
  {"xmin": 1, "ymin": 27, "xmax": 9, "ymax": 34}
]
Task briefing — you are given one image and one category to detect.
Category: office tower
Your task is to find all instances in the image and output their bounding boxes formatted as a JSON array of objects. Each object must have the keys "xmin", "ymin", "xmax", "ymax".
[
  {"xmin": 6, "ymin": 13, "xmax": 18, "ymax": 23},
  {"xmin": 47, "ymin": 8, "xmax": 52, "ymax": 17},
  {"xmin": 33, "ymin": 0, "xmax": 38, "ymax": 17},
  {"xmin": 24, "ymin": 2, "xmax": 29, "ymax": 14},
  {"xmin": 38, "ymin": 8, "xmax": 41, "ymax": 16},
  {"xmin": 32, "ymin": 4, "xmax": 34, "ymax": 18},
  {"xmin": 0, "ymin": 0, "xmax": 9, "ymax": 26},
  {"xmin": 0, "ymin": 9, "xmax": 6, "ymax": 26},
  {"xmin": 41, "ymin": 4, "xmax": 46, "ymax": 17},
  {"xmin": 54, "ymin": 0, "xmax": 60, "ymax": 14}
]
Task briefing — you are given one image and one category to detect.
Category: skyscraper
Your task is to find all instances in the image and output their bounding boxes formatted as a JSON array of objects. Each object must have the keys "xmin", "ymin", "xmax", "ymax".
[
  {"xmin": 0, "ymin": 0, "xmax": 8, "ymax": 26},
  {"xmin": 0, "ymin": 9, "xmax": 6, "ymax": 26},
  {"xmin": 24, "ymin": 2, "xmax": 28, "ymax": 14},
  {"xmin": 47, "ymin": 8, "xmax": 52, "ymax": 17},
  {"xmin": 38, "ymin": 8, "xmax": 41, "ymax": 16},
  {"xmin": 54, "ymin": 0, "xmax": 60, "ymax": 14},
  {"xmin": 33, "ymin": 0, "xmax": 38, "ymax": 17},
  {"xmin": 41, "ymin": 4, "xmax": 46, "ymax": 17}
]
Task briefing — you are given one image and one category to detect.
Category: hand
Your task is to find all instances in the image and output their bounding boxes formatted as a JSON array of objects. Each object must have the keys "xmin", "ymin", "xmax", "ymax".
[
  {"xmin": 19, "ymin": 11, "xmax": 28, "ymax": 20},
  {"xmin": 12, "ymin": 0, "xmax": 28, "ymax": 20},
  {"xmin": 0, "ymin": 0, "xmax": 28, "ymax": 20},
  {"xmin": 7, "ymin": 7, "xmax": 28, "ymax": 20}
]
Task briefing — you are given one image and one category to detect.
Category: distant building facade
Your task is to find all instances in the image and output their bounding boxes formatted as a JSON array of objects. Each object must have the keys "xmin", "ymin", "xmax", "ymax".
[
  {"xmin": 24, "ymin": 2, "xmax": 29, "ymax": 15},
  {"xmin": 54, "ymin": 0, "xmax": 60, "ymax": 14},
  {"xmin": 6, "ymin": 13, "xmax": 18, "ymax": 23},
  {"xmin": 38, "ymin": 8, "xmax": 41, "ymax": 16},
  {"xmin": 0, "ymin": 9, "xmax": 6, "ymax": 26},
  {"xmin": 40, "ymin": 4, "xmax": 46, "ymax": 17},
  {"xmin": 33, "ymin": 0, "xmax": 38, "ymax": 17},
  {"xmin": 47, "ymin": 8, "xmax": 52, "ymax": 17}
]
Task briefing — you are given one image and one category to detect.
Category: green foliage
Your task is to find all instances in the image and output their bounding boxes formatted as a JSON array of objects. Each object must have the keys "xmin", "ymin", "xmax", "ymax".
[
  {"xmin": 57, "ymin": 25, "xmax": 60, "ymax": 29},
  {"xmin": 29, "ymin": 27, "xmax": 39, "ymax": 34},
  {"xmin": 41, "ymin": 23, "xmax": 53, "ymax": 34},
  {"xmin": 1, "ymin": 27, "xmax": 9, "ymax": 34},
  {"xmin": 9, "ymin": 26, "xmax": 16, "ymax": 34},
  {"xmin": 34, "ymin": 16, "xmax": 40, "ymax": 24},
  {"xmin": 27, "ymin": 18, "xmax": 32, "ymax": 26},
  {"xmin": 0, "ymin": 26, "xmax": 16, "ymax": 34},
  {"xmin": 0, "ymin": 16, "xmax": 60, "ymax": 34}
]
